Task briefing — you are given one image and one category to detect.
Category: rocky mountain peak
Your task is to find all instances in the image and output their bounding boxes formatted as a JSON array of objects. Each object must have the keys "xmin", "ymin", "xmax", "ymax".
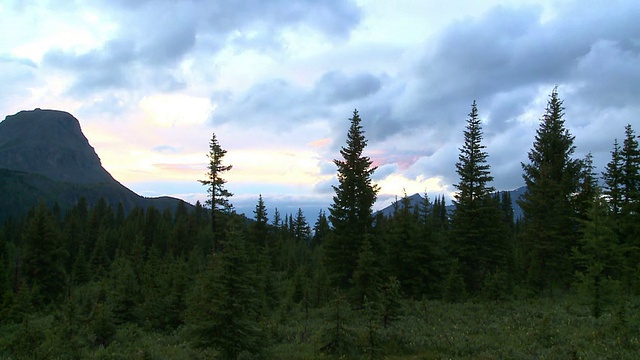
[{"xmin": 0, "ymin": 108, "xmax": 115, "ymax": 184}]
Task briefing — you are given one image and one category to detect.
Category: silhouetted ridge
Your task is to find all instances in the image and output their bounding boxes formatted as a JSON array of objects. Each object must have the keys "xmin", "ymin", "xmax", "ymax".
[
  {"xmin": 0, "ymin": 108, "xmax": 115, "ymax": 184},
  {"xmin": 0, "ymin": 108, "xmax": 191, "ymax": 222}
]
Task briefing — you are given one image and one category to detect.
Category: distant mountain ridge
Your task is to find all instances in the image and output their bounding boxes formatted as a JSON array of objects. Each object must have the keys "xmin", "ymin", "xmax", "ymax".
[
  {"xmin": 0, "ymin": 108, "xmax": 190, "ymax": 221},
  {"xmin": 377, "ymin": 186, "xmax": 527, "ymax": 220}
]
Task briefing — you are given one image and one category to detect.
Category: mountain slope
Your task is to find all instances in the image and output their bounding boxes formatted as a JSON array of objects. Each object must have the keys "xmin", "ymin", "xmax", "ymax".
[{"xmin": 0, "ymin": 108, "xmax": 189, "ymax": 221}]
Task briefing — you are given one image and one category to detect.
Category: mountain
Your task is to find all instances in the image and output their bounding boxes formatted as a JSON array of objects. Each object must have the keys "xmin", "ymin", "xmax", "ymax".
[
  {"xmin": 0, "ymin": 108, "xmax": 190, "ymax": 221},
  {"xmin": 377, "ymin": 186, "xmax": 527, "ymax": 220}
]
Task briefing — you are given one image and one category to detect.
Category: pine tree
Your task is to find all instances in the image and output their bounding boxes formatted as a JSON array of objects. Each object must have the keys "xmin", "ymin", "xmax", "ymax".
[
  {"xmin": 320, "ymin": 289, "xmax": 356, "ymax": 356},
  {"xmin": 621, "ymin": 125, "xmax": 640, "ymax": 214},
  {"xmin": 312, "ymin": 209, "xmax": 330, "ymax": 247},
  {"xmin": 450, "ymin": 101, "xmax": 504, "ymax": 293},
  {"xmin": 603, "ymin": 139, "xmax": 624, "ymax": 217},
  {"xmin": 387, "ymin": 193, "xmax": 419, "ymax": 296},
  {"xmin": 619, "ymin": 124, "xmax": 640, "ymax": 290},
  {"xmin": 293, "ymin": 208, "xmax": 311, "ymax": 245},
  {"xmin": 199, "ymin": 132, "xmax": 233, "ymax": 254},
  {"xmin": 380, "ymin": 276, "xmax": 402, "ymax": 328},
  {"xmin": 518, "ymin": 87, "xmax": 582, "ymax": 292},
  {"xmin": 326, "ymin": 109, "xmax": 379, "ymax": 288},
  {"xmin": 186, "ymin": 226, "xmax": 264, "ymax": 358},
  {"xmin": 575, "ymin": 153, "xmax": 598, "ymax": 222},
  {"xmin": 414, "ymin": 192, "xmax": 445, "ymax": 298},
  {"xmin": 251, "ymin": 194, "xmax": 269, "ymax": 247},
  {"xmin": 572, "ymin": 190, "xmax": 626, "ymax": 317},
  {"xmin": 22, "ymin": 201, "xmax": 67, "ymax": 305},
  {"xmin": 107, "ymin": 255, "xmax": 141, "ymax": 324},
  {"xmin": 350, "ymin": 237, "xmax": 380, "ymax": 308}
]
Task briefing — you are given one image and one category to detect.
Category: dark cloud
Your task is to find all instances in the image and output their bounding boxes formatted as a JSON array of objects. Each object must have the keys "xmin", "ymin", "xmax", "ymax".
[
  {"xmin": 42, "ymin": 0, "xmax": 361, "ymax": 96},
  {"xmin": 212, "ymin": 70, "xmax": 385, "ymax": 131},
  {"xmin": 314, "ymin": 70, "xmax": 382, "ymax": 103},
  {"xmin": 43, "ymin": 39, "xmax": 136, "ymax": 93},
  {"xmin": 359, "ymin": 1, "xmax": 640, "ymax": 192}
]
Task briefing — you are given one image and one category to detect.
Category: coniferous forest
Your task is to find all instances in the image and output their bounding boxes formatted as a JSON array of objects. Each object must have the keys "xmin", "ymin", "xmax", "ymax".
[{"xmin": 1, "ymin": 88, "xmax": 640, "ymax": 358}]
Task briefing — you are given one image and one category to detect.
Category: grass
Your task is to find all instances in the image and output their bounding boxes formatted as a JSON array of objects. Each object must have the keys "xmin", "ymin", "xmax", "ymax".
[{"xmin": 2, "ymin": 295, "xmax": 639, "ymax": 359}]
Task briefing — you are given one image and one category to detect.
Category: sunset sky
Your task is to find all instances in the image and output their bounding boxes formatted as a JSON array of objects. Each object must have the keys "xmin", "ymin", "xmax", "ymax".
[{"xmin": 1, "ymin": 0, "xmax": 639, "ymax": 218}]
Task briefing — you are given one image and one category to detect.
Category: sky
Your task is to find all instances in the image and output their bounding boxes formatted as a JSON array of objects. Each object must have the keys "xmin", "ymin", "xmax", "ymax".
[{"xmin": 1, "ymin": 0, "xmax": 639, "ymax": 219}]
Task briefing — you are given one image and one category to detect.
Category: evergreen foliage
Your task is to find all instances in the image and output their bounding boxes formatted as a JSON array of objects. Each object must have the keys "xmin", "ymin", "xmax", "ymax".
[
  {"xmin": 350, "ymin": 237, "xmax": 380, "ymax": 308},
  {"xmin": 603, "ymin": 138, "xmax": 624, "ymax": 217},
  {"xmin": 186, "ymin": 226, "xmax": 264, "ymax": 358},
  {"xmin": 326, "ymin": 109, "xmax": 379, "ymax": 289},
  {"xmin": 320, "ymin": 289, "xmax": 356, "ymax": 356},
  {"xmin": 312, "ymin": 209, "xmax": 330, "ymax": 247},
  {"xmin": 199, "ymin": 132, "xmax": 233, "ymax": 254},
  {"xmin": 3, "ymin": 92, "xmax": 640, "ymax": 358},
  {"xmin": 572, "ymin": 191, "xmax": 627, "ymax": 317},
  {"xmin": 450, "ymin": 101, "xmax": 506, "ymax": 293},
  {"xmin": 619, "ymin": 125, "xmax": 640, "ymax": 286},
  {"xmin": 22, "ymin": 201, "xmax": 67, "ymax": 305},
  {"xmin": 518, "ymin": 87, "xmax": 582, "ymax": 293}
]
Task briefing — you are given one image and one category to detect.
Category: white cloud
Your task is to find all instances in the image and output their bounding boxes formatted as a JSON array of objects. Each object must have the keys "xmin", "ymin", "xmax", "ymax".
[{"xmin": 1, "ymin": 0, "xmax": 639, "ymax": 217}]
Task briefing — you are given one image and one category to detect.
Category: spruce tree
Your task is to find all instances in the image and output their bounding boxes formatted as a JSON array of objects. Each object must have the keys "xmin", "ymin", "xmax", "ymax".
[
  {"xmin": 199, "ymin": 132, "xmax": 233, "ymax": 254},
  {"xmin": 603, "ymin": 139, "xmax": 624, "ymax": 217},
  {"xmin": 575, "ymin": 153, "xmax": 598, "ymax": 222},
  {"xmin": 619, "ymin": 124, "xmax": 640, "ymax": 290},
  {"xmin": 450, "ymin": 101, "xmax": 504, "ymax": 293},
  {"xmin": 326, "ymin": 109, "xmax": 379, "ymax": 288},
  {"xmin": 572, "ymin": 190, "xmax": 626, "ymax": 317},
  {"xmin": 312, "ymin": 209, "xmax": 330, "ymax": 247},
  {"xmin": 416, "ymin": 192, "xmax": 446, "ymax": 297},
  {"xmin": 293, "ymin": 208, "xmax": 311, "ymax": 244},
  {"xmin": 387, "ymin": 193, "xmax": 419, "ymax": 296},
  {"xmin": 518, "ymin": 87, "xmax": 582, "ymax": 292},
  {"xmin": 621, "ymin": 124, "xmax": 640, "ymax": 214},
  {"xmin": 250, "ymin": 194, "xmax": 269, "ymax": 248},
  {"xmin": 350, "ymin": 237, "xmax": 380, "ymax": 308},
  {"xmin": 186, "ymin": 227, "xmax": 264, "ymax": 358},
  {"xmin": 22, "ymin": 201, "xmax": 67, "ymax": 305}
]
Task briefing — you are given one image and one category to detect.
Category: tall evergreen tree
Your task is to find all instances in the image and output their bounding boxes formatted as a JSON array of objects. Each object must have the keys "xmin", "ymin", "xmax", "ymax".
[
  {"xmin": 621, "ymin": 125, "xmax": 640, "ymax": 213},
  {"xmin": 415, "ymin": 192, "xmax": 446, "ymax": 298},
  {"xmin": 387, "ymin": 193, "xmax": 419, "ymax": 296},
  {"xmin": 603, "ymin": 139, "xmax": 624, "ymax": 217},
  {"xmin": 450, "ymin": 101, "xmax": 504, "ymax": 293},
  {"xmin": 326, "ymin": 109, "xmax": 379, "ymax": 289},
  {"xmin": 250, "ymin": 194, "xmax": 269, "ymax": 247},
  {"xmin": 619, "ymin": 124, "xmax": 640, "ymax": 290},
  {"xmin": 518, "ymin": 87, "xmax": 582, "ymax": 292},
  {"xmin": 199, "ymin": 132, "xmax": 233, "ymax": 254},
  {"xmin": 575, "ymin": 153, "xmax": 598, "ymax": 222},
  {"xmin": 293, "ymin": 208, "xmax": 311, "ymax": 245}
]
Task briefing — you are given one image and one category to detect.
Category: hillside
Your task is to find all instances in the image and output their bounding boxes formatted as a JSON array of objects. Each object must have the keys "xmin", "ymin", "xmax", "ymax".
[{"xmin": 0, "ymin": 109, "xmax": 189, "ymax": 221}]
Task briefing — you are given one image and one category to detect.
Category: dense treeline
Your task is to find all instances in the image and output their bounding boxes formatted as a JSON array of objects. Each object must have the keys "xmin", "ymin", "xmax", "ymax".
[{"xmin": 1, "ymin": 89, "xmax": 639, "ymax": 358}]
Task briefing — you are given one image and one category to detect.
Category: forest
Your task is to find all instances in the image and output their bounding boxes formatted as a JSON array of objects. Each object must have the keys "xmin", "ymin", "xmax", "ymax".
[{"xmin": 0, "ymin": 88, "xmax": 639, "ymax": 359}]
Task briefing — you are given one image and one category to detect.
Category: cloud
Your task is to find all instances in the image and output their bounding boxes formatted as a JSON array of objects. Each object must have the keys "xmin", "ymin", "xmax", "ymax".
[
  {"xmin": 314, "ymin": 70, "xmax": 382, "ymax": 103},
  {"xmin": 38, "ymin": 0, "xmax": 362, "ymax": 97},
  {"xmin": 4, "ymin": 0, "xmax": 640, "ymax": 217},
  {"xmin": 153, "ymin": 146, "xmax": 181, "ymax": 154},
  {"xmin": 211, "ymin": 70, "xmax": 386, "ymax": 131}
]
